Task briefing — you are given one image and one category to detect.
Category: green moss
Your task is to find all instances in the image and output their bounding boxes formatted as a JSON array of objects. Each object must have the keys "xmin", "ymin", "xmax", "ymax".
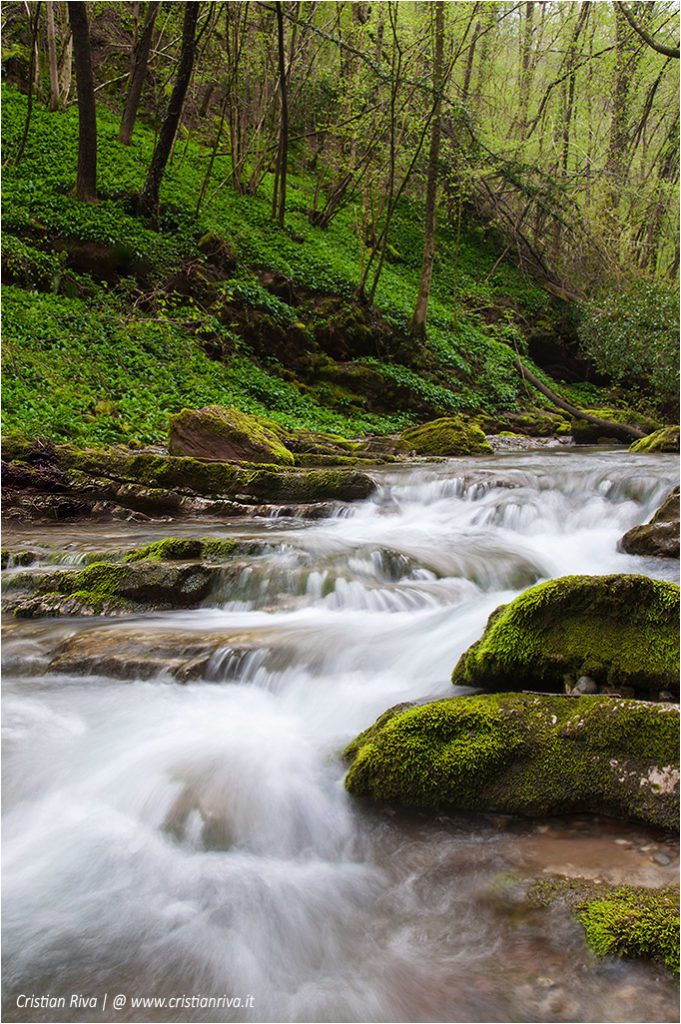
[
  {"xmin": 629, "ymin": 426, "xmax": 680, "ymax": 454},
  {"xmin": 123, "ymin": 538, "xmax": 204, "ymax": 562},
  {"xmin": 56, "ymin": 446, "xmax": 375, "ymax": 504},
  {"xmin": 530, "ymin": 878, "xmax": 679, "ymax": 972},
  {"xmin": 344, "ymin": 692, "xmax": 679, "ymax": 828},
  {"xmin": 400, "ymin": 416, "xmax": 492, "ymax": 456},
  {"xmin": 168, "ymin": 405, "xmax": 295, "ymax": 466},
  {"xmin": 451, "ymin": 574, "xmax": 679, "ymax": 699}
]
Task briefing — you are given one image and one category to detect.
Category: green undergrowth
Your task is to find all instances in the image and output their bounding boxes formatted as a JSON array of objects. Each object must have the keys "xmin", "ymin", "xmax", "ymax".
[{"xmin": 0, "ymin": 83, "xmax": 601, "ymax": 447}]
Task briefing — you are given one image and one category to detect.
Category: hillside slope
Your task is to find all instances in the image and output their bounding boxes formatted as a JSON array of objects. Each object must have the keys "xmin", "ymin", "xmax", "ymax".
[{"xmin": 3, "ymin": 84, "xmax": 616, "ymax": 448}]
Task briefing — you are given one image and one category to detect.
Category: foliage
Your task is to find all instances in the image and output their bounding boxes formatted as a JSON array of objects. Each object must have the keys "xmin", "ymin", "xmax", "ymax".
[{"xmin": 578, "ymin": 280, "xmax": 680, "ymax": 410}]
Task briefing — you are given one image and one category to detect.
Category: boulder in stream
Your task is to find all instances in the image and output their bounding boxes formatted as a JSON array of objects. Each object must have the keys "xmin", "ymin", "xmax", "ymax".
[
  {"xmin": 450, "ymin": 574, "xmax": 679, "ymax": 701},
  {"xmin": 168, "ymin": 405, "xmax": 295, "ymax": 465},
  {"xmin": 3, "ymin": 560, "xmax": 222, "ymax": 617},
  {"xmin": 620, "ymin": 487, "xmax": 680, "ymax": 559},
  {"xmin": 529, "ymin": 877, "xmax": 679, "ymax": 973},
  {"xmin": 399, "ymin": 416, "xmax": 492, "ymax": 457},
  {"xmin": 343, "ymin": 692, "xmax": 679, "ymax": 830},
  {"xmin": 629, "ymin": 426, "xmax": 680, "ymax": 454}
]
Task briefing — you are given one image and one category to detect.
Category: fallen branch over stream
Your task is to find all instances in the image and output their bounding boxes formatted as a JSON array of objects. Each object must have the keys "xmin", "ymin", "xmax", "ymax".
[{"xmin": 515, "ymin": 358, "xmax": 646, "ymax": 442}]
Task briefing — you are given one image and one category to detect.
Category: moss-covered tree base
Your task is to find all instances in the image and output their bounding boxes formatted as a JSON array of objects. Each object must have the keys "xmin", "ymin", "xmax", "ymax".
[{"xmin": 343, "ymin": 692, "xmax": 679, "ymax": 829}]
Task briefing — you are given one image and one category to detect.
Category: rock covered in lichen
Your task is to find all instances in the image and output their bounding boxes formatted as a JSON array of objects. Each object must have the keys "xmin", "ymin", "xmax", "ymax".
[
  {"xmin": 168, "ymin": 405, "xmax": 295, "ymax": 465},
  {"xmin": 450, "ymin": 574, "xmax": 679, "ymax": 700},
  {"xmin": 620, "ymin": 486, "xmax": 679, "ymax": 559},
  {"xmin": 344, "ymin": 692, "xmax": 679, "ymax": 829},
  {"xmin": 399, "ymin": 416, "xmax": 492, "ymax": 457},
  {"xmin": 629, "ymin": 426, "xmax": 680, "ymax": 454}
]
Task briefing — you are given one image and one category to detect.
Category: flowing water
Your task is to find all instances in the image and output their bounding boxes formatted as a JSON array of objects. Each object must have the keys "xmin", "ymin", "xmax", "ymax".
[{"xmin": 2, "ymin": 449, "xmax": 679, "ymax": 1023}]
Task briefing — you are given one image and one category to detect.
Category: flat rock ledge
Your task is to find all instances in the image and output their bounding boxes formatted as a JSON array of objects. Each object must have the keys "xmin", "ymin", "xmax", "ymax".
[{"xmin": 343, "ymin": 693, "xmax": 679, "ymax": 830}]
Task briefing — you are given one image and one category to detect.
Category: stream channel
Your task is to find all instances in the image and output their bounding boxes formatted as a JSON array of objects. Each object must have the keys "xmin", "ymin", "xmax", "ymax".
[{"xmin": 2, "ymin": 448, "xmax": 679, "ymax": 1023}]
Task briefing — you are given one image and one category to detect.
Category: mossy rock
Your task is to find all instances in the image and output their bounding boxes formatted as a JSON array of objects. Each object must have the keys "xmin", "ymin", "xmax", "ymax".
[
  {"xmin": 571, "ymin": 409, "xmax": 660, "ymax": 445},
  {"xmin": 168, "ymin": 406, "xmax": 295, "ymax": 466},
  {"xmin": 450, "ymin": 574, "xmax": 679, "ymax": 700},
  {"xmin": 529, "ymin": 878, "xmax": 679, "ymax": 973},
  {"xmin": 629, "ymin": 426, "xmax": 680, "ymax": 454},
  {"xmin": 3, "ymin": 560, "xmax": 220, "ymax": 616},
  {"xmin": 56, "ymin": 447, "xmax": 375, "ymax": 505},
  {"xmin": 620, "ymin": 487, "xmax": 680, "ymax": 559},
  {"xmin": 400, "ymin": 417, "xmax": 492, "ymax": 457},
  {"xmin": 343, "ymin": 692, "xmax": 679, "ymax": 829}
]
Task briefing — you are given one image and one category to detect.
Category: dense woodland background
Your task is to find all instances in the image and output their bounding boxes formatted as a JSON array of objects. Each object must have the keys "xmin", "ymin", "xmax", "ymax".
[{"xmin": 2, "ymin": 0, "xmax": 679, "ymax": 446}]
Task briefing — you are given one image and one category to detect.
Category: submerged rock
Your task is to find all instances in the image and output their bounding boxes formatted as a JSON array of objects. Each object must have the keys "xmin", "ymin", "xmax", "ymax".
[
  {"xmin": 629, "ymin": 426, "xmax": 680, "ymax": 454},
  {"xmin": 450, "ymin": 574, "xmax": 679, "ymax": 700},
  {"xmin": 168, "ymin": 405, "xmax": 295, "ymax": 465},
  {"xmin": 343, "ymin": 692, "xmax": 679, "ymax": 829},
  {"xmin": 529, "ymin": 877, "xmax": 679, "ymax": 973},
  {"xmin": 399, "ymin": 416, "xmax": 492, "ymax": 457},
  {"xmin": 3, "ymin": 560, "xmax": 222, "ymax": 617},
  {"xmin": 620, "ymin": 486, "xmax": 679, "ymax": 559}
]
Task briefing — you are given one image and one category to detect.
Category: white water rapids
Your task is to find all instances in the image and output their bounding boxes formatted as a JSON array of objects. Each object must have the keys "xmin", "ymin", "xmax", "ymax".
[{"xmin": 2, "ymin": 449, "xmax": 679, "ymax": 1023}]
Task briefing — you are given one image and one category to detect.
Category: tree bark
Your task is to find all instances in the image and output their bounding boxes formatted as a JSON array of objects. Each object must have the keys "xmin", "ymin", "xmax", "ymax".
[
  {"xmin": 272, "ymin": 1, "xmax": 289, "ymax": 228},
  {"xmin": 12, "ymin": 1, "xmax": 41, "ymax": 166},
  {"xmin": 139, "ymin": 1, "xmax": 200, "ymax": 222},
  {"xmin": 67, "ymin": 1, "xmax": 97, "ymax": 201},
  {"xmin": 409, "ymin": 0, "xmax": 445, "ymax": 338},
  {"xmin": 515, "ymin": 358, "xmax": 645, "ymax": 440},
  {"xmin": 46, "ymin": 1, "xmax": 60, "ymax": 111},
  {"xmin": 118, "ymin": 0, "xmax": 161, "ymax": 145}
]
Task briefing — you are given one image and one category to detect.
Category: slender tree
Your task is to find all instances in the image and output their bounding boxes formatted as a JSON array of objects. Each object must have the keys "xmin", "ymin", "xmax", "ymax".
[
  {"xmin": 46, "ymin": 1, "xmax": 60, "ymax": 111},
  {"xmin": 118, "ymin": 0, "xmax": 162, "ymax": 145},
  {"xmin": 409, "ymin": 1, "xmax": 445, "ymax": 338},
  {"xmin": 67, "ymin": 1, "xmax": 97, "ymax": 201},
  {"xmin": 139, "ymin": 1, "xmax": 201, "ymax": 222},
  {"xmin": 12, "ymin": 1, "xmax": 42, "ymax": 167},
  {"xmin": 272, "ymin": 1, "xmax": 289, "ymax": 228}
]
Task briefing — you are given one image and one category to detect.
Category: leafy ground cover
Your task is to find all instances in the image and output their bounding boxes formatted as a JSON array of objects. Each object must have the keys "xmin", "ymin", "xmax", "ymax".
[{"xmin": 2, "ymin": 84, "xmax": 614, "ymax": 446}]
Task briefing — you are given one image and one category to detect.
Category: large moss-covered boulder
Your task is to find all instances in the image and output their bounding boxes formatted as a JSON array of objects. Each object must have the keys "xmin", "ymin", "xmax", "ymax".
[
  {"xmin": 450, "ymin": 574, "xmax": 679, "ymax": 700},
  {"xmin": 629, "ymin": 426, "xmax": 680, "ymax": 454},
  {"xmin": 168, "ymin": 406, "xmax": 294, "ymax": 465},
  {"xmin": 399, "ymin": 417, "xmax": 492, "ymax": 456},
  {"xmin": 620, "ymin": 487, "xmax": 680, "ymax": 559},
  {"xmin": 344, "ymin": 692, "xmax": 679, "ymax": 829}
]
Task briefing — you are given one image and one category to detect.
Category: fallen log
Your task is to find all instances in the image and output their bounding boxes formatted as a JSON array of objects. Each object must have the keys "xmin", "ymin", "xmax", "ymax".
[{"xmin": 515, "ymin": 358, "xmax": 645, "ymax": 442}]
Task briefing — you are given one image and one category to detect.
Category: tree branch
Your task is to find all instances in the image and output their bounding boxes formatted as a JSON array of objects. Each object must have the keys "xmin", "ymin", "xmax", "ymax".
[{"xmin": 616, "ymin": 2, "xmax": 679, "ymax": 59}]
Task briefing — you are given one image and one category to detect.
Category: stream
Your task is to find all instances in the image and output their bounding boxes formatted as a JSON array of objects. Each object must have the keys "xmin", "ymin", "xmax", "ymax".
[{"xmin": 2, "ymin": 448, "xmax": 679, "ymax": 1023}]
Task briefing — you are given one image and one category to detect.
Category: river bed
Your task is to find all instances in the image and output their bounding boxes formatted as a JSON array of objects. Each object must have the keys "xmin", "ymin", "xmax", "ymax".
[{"xmin": 2, "ymin": 448, "xmax": 679, "ymax": 1023}]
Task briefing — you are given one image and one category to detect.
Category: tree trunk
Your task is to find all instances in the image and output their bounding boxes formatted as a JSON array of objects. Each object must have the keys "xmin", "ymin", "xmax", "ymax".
[
  {"xmin": 67, "ymin": 1, "xmax": 97, "ymax": 201},
  {"xmin": 272, "ymin": 0, "xmax": 289, "ymax": 228},
  {"xmin": 515, "ymin": 358, "xmax": 645, "ymax": 440},
  {"xmin": 46, "ymin": 1, "xmax": 60, "ymax": 111},
  {"xmin": 119, "ymin": 0, "xmax": 161, "ymax": 145},
  {"xmin": 409, "ymin": 0, "xmax": 445, "ymax": 338},
  {"xmin": 139, "ymin": 1, "xmax": 200, "ymax": 222},
  {"xmin": 59, "ymin": 31, "xmax": 73, "ymax": 103},
  {"xmin": 12, "ymin": 1, "xmax": 41, "ymax": 166}
]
